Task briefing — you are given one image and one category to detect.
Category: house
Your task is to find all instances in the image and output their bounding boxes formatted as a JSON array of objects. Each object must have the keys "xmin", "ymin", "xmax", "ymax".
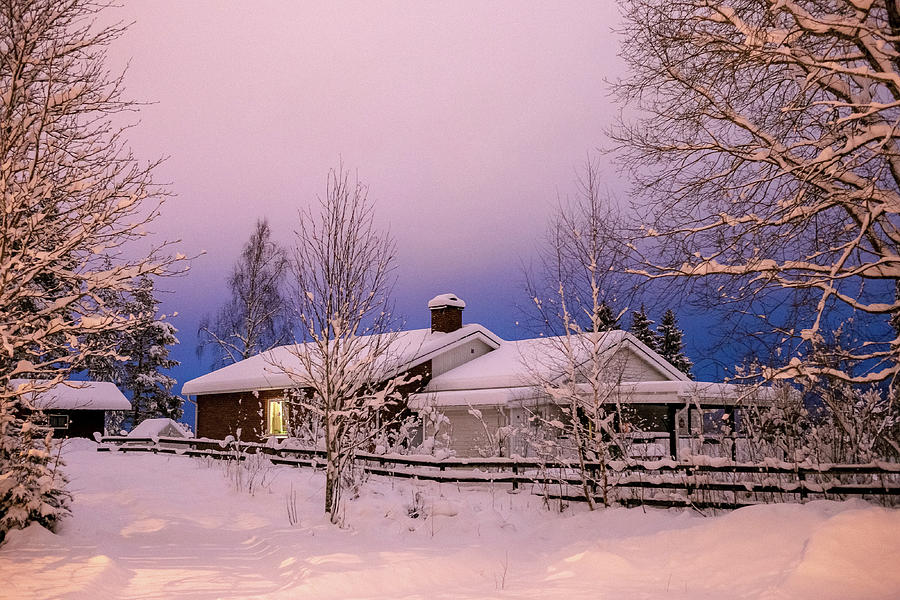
[
  {"xmin": 182, "ymin": 294, "xmax": 757, "ymax": 457},
  {"xmin": 10, "ymin": 379, "xmax": 131, "ymax": 439},
  {"xmin": 181, "ymin": 293, "xmax": 502, "ymax": 441},
  {"xmin": 408, "ymin": 335, "xmax": 756, "ymax": 458}
]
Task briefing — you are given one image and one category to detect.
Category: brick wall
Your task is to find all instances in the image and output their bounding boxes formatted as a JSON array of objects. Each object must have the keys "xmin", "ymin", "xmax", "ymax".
[
  {"xmin": 195, "ymin": 362, "xmax": 432, "ymax": 441},
  {"xmin": 196, "ymin": 391, "xmax": 270, "ymax": 441},
  {"xmin": 430, "ymin": 307, "xmax": 463, "ymax": 333}
]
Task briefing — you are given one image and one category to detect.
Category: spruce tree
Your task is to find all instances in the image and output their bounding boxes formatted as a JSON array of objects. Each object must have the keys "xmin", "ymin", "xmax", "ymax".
[
  {"xmin": 0, "ymin": 395, "xmax": 71, "ymax": 543},
  {"xmin": 656, "ymin": 309, "xmax": 694, "ymax": 379},
  {"xmin": 628, "ymin": 304, "xmax": 657, "ymax": 350},
  {"xmin": 123, "ymin": 277, "xmax": 181, "ymax": 424},
  {"xmin": 89, "ymin": 277, "xmax": 181, "ymax": 428},
  {"xmin": 594, "ymin": 301, "xmax": 620, "ymax": 332}
]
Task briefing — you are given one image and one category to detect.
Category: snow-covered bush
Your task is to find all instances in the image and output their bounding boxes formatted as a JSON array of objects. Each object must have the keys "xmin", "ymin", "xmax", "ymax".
[
  {"xmin": 220, "ymin": 432, "xmax": 275, "ymax": 496},
  {"xmin": 466, "ymin": 406, "xmax": 518, "ymax": 459},
  {"xmin": 743, "ymin": 383, "xmax": 899, "ymax": 464},
  {"xmin": 409, "ymin": 405, "xmax": 453, "ymax": 459}
]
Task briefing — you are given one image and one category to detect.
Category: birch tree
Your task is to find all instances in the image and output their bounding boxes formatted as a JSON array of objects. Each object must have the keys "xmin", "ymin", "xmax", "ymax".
[
  {"xmin": 197, "ymin": 219, "xmax": 290, "ymax": 368},
  {"xmin": 527, "ymin": 160, "xmax": 634, "ymax": 508},
  {"xmin": 613, "ymin": 0, "xmax": 900, "ymax": 388},
  {"xmin": 277, "ymin": 166, "xmax": 404, "ymax": 524},
  {"xmin": 0, "ymin": 0, "xmax": 183, "ymax": 540}
]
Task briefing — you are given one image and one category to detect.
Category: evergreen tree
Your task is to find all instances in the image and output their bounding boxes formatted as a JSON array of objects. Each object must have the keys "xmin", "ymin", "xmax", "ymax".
[
  {"xmin": 89, "ymin": 277, "xmax": 181, "ymax": 428},
  {"xmin": 656, "ymin": 309, "xmax": 693, "ymax": 379},
  {"xmin": 124, "ymin": 277, "xmax": 181, "ymax": 424},
  {"xmin": 628, "ymin": 304, "xmax": 657, "ymax": 350},
  {"xmin": 0, "ymin": 393, "xmax": 71, "ymax": 544},
  {"xmin": 594, "ymin": 301, "xmax": 620, "ymax": 332}
]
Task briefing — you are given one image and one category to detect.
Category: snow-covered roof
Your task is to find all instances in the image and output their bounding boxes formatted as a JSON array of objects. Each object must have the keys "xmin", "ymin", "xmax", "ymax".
[
  {"xmin": 408, "ymin": 386, "xmax": 542, "ymax": 409},
  {"xmin": 612, "ymin": 380, "xmax": 775, "ymax": 403},
  {"xmin": 129, "ymin": 418, "xmax": 193, "ymax": 438},
  {"xmin": 182, "ymin": 324, "xmax": 503, "ymax": 396},
  {"xmin": 422, "ymin": 330, "xmax": 688, "ymax": 392},
  {"xmin": 9, "ymin": 379, "xmax": 131, "ymax": 411},
  {"xmin": 428, "ymin": 293, "xmax": 466, "ymax": 309},
  {"xmin": 410, "ymin": 380, "xmax": 771, "ymax": 409}
]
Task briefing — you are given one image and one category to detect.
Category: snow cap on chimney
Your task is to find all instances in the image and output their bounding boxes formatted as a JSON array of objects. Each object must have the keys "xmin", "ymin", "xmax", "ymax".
[
  {"xmin": 427, "ymin": 293, "xmax": 466, "ymax": 309},
  {"xmin": 428, "ymin": 293, "xmax": 465, "ymax": 333}
]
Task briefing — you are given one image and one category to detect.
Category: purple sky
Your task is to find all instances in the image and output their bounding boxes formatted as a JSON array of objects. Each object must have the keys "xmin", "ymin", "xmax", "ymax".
[{"xmin": 105, "ymin": 2, "xmax": 630, "ymax": 399}]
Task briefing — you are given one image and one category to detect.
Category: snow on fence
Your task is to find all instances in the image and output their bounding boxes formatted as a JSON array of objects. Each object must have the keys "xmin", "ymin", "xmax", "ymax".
[{"xmin": 96, "ymin": 435, "xmax": 900, "ymax": 510}]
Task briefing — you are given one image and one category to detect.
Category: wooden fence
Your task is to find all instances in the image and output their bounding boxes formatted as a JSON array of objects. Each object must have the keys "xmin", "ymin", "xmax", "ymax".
[{"xmin": 97, "ymin": 435, "xmax": 900, "ymax": 510}]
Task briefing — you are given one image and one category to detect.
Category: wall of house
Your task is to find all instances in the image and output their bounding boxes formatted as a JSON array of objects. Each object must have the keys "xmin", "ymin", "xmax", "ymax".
[
  {"xmin": 46, "ymin": 410, "xmax": 105, "ymax": 439},
  {"xmin": 195, "ymin": 362, "xmax": 433, "ymax": 442},
  {"xmin": 431, "ymin": 339, "xmax": 494, "ymax": 377},
  {"xmin": 440, "ymin": 406, "xmax": 507, "ymax": 457},
  {"xmin": 618, "ymin": 347, "xmax": 670, "ymax": 382},
  {"xmin": 196, "ymin": 390, "xmax": 270, "ymax": 441}
]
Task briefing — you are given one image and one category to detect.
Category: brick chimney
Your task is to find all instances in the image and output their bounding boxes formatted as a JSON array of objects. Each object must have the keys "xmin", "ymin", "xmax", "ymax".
[{"xmin": 428, "ymin": 293, "xmax": 465, "ymax": 333}]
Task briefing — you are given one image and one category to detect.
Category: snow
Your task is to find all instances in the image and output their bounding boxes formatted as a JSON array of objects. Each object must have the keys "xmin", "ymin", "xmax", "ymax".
[
  {"xmin": 408, "ymin": 331, "xmax": 759, "ymax": 410},
  {"xmin": 2, "ymin": 441, "xmax": 899, "ymax": 599},
  {"xmin": 181, "ymin": 324, "xmax": 502, "ymax": 396},
  {"xmin": 431, "ymin": 330, "xmax": 693, "ymax": 392},
  {"xmin": 409, "ymin": 386, "xmax": 542, "ymax": 409},
  {"xmin": 128, "ymin": 418, "xmax": 192, "ymax": 438},
  {"xmin": 427, "ymin": 292, "xmax": 466, "ymax": 309},
  {"xmin": 9, "ymin": 379, "xmax": 131, "ymax": 411}
]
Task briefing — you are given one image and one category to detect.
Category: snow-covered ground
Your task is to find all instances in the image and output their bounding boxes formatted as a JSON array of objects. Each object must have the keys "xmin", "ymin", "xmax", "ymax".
[{"xmin": 2, "ymin": 440, "xmax": 900, "ymax": 600}]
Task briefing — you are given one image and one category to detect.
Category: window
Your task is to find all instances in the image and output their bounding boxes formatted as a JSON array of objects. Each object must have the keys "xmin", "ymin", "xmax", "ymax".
[
  {"xmin": 48, "ymin": 414, "xmax": 69, "ymax": 429},
  {"xmin": 268, "ymin": 400, "xmax": 288, "ymax": 436}
]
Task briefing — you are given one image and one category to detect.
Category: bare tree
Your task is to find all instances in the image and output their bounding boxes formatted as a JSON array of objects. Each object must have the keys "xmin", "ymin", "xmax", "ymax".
[
  {"xmin": 613, "ymin": 0, "xmax": 900, "ymax": 389},
  {"xmin": 526, "ymin": 160, "xmax": 636, "ymax": 508},
  {"xmin": 276, "ymin": 166, "xmax": 405, "ymax": 524},
  {"xmin": 0, "ymin": 0, "xmax": 183, "ymax": 540},
  {"xmin": 524, "ymin": 160, "xmax": 637, "ymax": 336},
  {"xmin": 198, "ymin": 219, "xmax": 290, "ymax": 368}
]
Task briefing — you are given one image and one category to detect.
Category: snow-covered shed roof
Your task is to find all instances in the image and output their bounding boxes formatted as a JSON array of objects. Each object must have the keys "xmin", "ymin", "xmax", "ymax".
[
  {"xmin": 422, "ymin": 330, "xmax": 689, "ymax": 393},
  {"xmin": 182, "ymin": 324, "xmax": 503, "ymax": 396},
  {"xmin": 9, "ymin": 379, "xmax": 131, "ymax": 411},
  {"xmin": 129, "ymin": 418, "xmax": 193, "ymax": 438}
]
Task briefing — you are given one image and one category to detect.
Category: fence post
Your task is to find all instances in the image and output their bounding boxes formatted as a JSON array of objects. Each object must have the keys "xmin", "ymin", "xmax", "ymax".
[
  {"xmin": 685, "ymin": 466, "xmax": 694, "ymax": 502},
  {"xmin": 798, "ymin": 470, "xmax": 808, "ymax": 503},
  {"xmin": 667, "ymin": 405, "xmax": 678, "ymax": 460},
  {"xmin": 512, "ymin": 463, "xmax": 519, "ymax": 491}
]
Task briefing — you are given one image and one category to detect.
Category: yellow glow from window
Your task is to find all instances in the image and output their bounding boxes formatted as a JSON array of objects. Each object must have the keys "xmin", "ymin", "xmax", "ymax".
[{"xmin": 268, "ymin": 400, "xmax": 287, "ymax": 436}]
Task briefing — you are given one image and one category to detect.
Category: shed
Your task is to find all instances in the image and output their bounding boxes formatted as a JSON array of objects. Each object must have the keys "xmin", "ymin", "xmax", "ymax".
[{"xmin": 10, "ymin": 379, "xmax": 131, "ymax": 439}]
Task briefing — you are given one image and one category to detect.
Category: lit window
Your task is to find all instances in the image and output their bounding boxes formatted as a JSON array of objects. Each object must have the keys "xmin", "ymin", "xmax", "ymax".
[{"xmin": 268, "ymin": 400, "xmax": 288, "ymax": 436}]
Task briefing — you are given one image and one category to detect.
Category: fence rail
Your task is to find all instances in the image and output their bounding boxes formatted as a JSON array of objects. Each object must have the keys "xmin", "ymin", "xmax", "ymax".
[{"xmin": 97, "ymin": 435, "xmax": 900, "ymax": 510}]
